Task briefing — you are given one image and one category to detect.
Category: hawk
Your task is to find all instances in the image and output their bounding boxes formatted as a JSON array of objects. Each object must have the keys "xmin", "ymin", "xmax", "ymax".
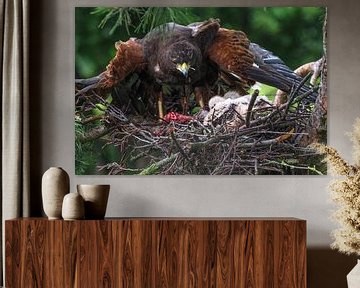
[{"xmin": 75, "ymin": 19, "xmax": 317, "ymax": 119}]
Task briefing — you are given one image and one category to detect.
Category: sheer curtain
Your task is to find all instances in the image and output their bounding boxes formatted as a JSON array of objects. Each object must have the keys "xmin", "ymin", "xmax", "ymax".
[{"xmin": 0, "ymin": 0, "xmax": 30, "ymax": 284}]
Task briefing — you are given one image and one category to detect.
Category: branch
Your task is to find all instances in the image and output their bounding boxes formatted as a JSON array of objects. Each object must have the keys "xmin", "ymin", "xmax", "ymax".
[
  {"xmin": 265, "ymin": 159, "xmax": 323, "ymax": 175},
  {"xmin": 139, "ymin": 152, "xmax": 179, "ymax": 175},
  {"xmin": 77, "ymin": 126, "xmax": 113, "ymax": 142},
  {"xmin": 245, "ymin": 89, "xmax": 259, "ymax": 127},
  {"xmin": 79, "ymin": 115, "xmax": 105, "ymax": 124},
  {"xmin": 283, "ymin": 72, "xmax": 312, "ymax": 118},
  {"xmin": 170, "ymin": 131, "xmax": 191, "ymax": 163}
]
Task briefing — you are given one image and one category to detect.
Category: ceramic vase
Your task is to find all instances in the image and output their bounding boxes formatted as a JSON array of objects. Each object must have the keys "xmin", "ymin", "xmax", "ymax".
[
  {"xmin": 347, "ymin": 259, "xmax": 360, "ymax": 288},
  {"xmin": 42, "ymin": 167, "xmax": 70, "ymax": 219},
  {"xmin": 77, "ymin": 184, "xmax": 110, "ymax": 219},
  {"xmin": 62, "ymin": 192, "xmax": 85, "ymax": 220}
]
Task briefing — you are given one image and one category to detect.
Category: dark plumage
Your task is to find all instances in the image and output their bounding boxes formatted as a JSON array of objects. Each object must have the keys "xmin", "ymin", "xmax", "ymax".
[
  {"xmin": 75, "ymin": 19, "xmax": 318, "ymax": 118},
  {"xmin": 139, "ymin": 20, "xmax": 220, "ymax": 95}
]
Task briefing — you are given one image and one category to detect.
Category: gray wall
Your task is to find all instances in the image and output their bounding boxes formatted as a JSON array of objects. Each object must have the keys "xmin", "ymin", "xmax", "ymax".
[{"xmin": 29, "ymin": 0, "xmax": 359, "ymax": 286}]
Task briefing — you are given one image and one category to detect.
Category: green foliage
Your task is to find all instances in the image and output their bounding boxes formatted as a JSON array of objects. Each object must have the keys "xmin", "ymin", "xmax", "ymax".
[
  {"xmin": 75, "ymin": 120, "xmax": 98, "ymax": 174},
  {"xmin": 92, "ymin": 7, "xmax": 143, "ymax": 35},
  {"xmin": 248, "ymin": 7, "xmax": 325, "ymax": 69},
  {"xmin": 250, "ymin": 84, "xmax": 277, "ymax": 101},
  {"xmin": 92, "ymin": 7, "xmax": 196, "ymax": 35},
  {"xmin": 75, "ymin": 7, "xmax": 118, "ymax": 78},
  {"xmin": 75, "ymin": 117, "xmax": 122, "ymax": 175},
  {"xmin": 136, "ymin": 7, "xmax": 196, "ymax": 33}
]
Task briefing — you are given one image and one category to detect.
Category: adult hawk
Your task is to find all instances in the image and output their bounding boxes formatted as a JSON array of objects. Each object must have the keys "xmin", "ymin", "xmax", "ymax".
[{"xmin": 75, "ymin": 19, "xmax": 317, "ymax": 119}]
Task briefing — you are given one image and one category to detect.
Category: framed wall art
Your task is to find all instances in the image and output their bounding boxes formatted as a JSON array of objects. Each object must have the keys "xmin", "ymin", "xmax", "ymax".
[{"xmin": 75, "ymin": 7, "xmax": 326, "ymax": 175}]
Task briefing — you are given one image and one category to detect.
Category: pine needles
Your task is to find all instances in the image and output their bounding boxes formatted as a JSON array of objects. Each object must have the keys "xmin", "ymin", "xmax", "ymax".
[{"xmin": 91, "ymin": 7, "xmax": 196, "ymax": 35}]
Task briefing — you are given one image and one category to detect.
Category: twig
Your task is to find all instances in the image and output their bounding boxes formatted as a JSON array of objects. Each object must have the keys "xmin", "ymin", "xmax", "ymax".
[
  {"xmin": 80, "ymin": 114, "xmax": 105, "ymax": 124},
  {"xmin": 170, "ymin": 130, "xmax": 191, "ymax": 163},
  {"xmin": 245, "ymin": 89, "xmax": 259, "ymax": 127},
  {"xmin": 139, "ymin": 152, "xmax": 179, "ymax": 175},
  {"xmin": 77, "ymin": 126, "xmax": 113, "ymax": 142},
  {"xmin": 265, "ymin": 159, "xmax": 323, "ymax": 175},
  {"xmin": 283, "ymin": 72, "xmax": 312, "ymax": 117}
]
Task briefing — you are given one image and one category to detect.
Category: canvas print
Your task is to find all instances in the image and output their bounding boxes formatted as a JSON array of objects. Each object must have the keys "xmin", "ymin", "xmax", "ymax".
[{"xmin": 75, "ymin": 7, "xmax": 326, "ymax": 175}]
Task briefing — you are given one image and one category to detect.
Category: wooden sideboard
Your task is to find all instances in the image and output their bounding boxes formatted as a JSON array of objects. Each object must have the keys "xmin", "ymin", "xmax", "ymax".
[{"xmin": 5, "ymin": 218, "xmax": 306, "ymax": 287}]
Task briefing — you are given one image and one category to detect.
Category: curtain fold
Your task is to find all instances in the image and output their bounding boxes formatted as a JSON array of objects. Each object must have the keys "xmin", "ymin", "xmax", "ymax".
[{"xmin": 0, "ymin": 0, "xmax": 30, "ymax": 284}]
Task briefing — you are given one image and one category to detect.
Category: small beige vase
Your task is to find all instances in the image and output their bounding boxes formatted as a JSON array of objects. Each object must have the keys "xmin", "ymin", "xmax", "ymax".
[
  {"xmin": 347, "ymin": 259, "xmax": 360, "ymax": 288},
  {"xmin": 42, "ymin": 167, "xmax": 70, "ymax": 219},
  {"xmin": 77, "ymin": 184, "xmax": 110, "ymax": 219},
  {"xmin": 62, "ymin": 192, "xmax": 85, "ymax": 220}
]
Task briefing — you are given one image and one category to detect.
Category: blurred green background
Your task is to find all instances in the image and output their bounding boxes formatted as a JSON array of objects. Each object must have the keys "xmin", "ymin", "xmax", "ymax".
[{"xmin": 75, "ymin": 7, "xmax": 325, "ymax": 175}]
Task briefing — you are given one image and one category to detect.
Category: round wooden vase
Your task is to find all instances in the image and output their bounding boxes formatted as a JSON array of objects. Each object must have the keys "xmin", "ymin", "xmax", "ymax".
[
  {"xmin": 77, "ymin": 184, "xmax": 110, "ymax": 219},
  {"xmin": 42, "ymin": 167, "xmax": 70, "ymax": 219},
  {"xmin": 62, "ymin": 192, "xmax": 85, "ymax": 220}
]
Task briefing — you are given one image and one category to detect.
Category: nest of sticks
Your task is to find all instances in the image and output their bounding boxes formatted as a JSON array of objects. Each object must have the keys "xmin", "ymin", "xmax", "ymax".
[{"xmin": 75, "ymin": 73, "xmax": 325, "ymax": 175}]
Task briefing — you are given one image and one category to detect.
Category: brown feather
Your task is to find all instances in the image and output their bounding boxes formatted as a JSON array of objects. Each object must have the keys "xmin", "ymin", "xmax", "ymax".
[
  {"xmin": 207, "ymin": 28, "xmax": 255, "ymax": 91},
  {"xmin": 98, "ymin": 39, "xmax": 146, "ymax": 90}
]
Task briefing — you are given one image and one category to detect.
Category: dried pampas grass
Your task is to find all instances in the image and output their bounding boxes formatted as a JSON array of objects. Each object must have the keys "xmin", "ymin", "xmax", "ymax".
[{"xmin": 314, "ymin": 118, "xmax": 360, "ymax": 256}]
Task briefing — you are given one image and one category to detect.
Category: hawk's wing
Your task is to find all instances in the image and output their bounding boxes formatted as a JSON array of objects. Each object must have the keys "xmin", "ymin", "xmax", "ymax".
[
  {"xmin": 207, "ymin": 28, "xmax": 317, "ymax": 97},
  {"xmin": 246, "ymin": 43, "xmax": 306, "ymax": 92},
  {"xmin": 246, "ymin": 43, "xmax": 318, "ymax": 99},
  {"xmin": 76, "ymin": 39, "xmax": 146, "ymax": 95},
  {"xmin": 76, "ymin": 19, "xmax": 220, "ymax": 96},
  {"xmin": 207, "ymin": 28, "xmax": 255, "ymax": 91},
  {"xmin": 187, "ymin": 19, "xmax": 220, "ymax": 51}
]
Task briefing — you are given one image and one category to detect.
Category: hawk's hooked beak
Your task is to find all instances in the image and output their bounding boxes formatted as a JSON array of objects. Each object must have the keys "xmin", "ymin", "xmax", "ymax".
[{"xmin": 176, "ymin": 62, "xmax": 190, "ymax": 77}]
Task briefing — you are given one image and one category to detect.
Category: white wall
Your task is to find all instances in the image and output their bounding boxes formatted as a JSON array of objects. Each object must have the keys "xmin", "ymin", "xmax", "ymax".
[{"xmin": 37, "ymin": 0, "xmax": 360, "ymax": 247}]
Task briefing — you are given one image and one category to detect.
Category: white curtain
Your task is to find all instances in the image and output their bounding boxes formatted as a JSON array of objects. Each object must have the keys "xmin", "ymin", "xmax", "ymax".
[{"xmin": 0, "ymin": 0, "xmax": 30, "ymax": 284}]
